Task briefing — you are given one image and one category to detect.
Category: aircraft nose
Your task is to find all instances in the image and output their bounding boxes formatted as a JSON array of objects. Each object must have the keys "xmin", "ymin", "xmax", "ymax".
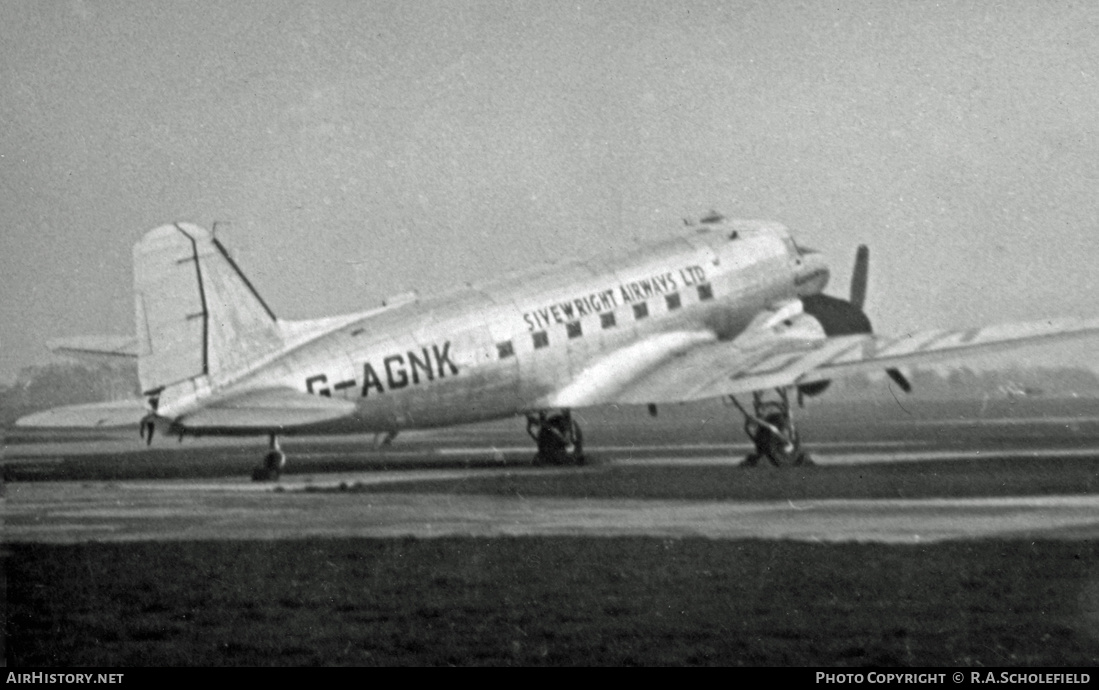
[{"xmin": 795, "ymin": 250, "xmax": 830, "ymax": 296}]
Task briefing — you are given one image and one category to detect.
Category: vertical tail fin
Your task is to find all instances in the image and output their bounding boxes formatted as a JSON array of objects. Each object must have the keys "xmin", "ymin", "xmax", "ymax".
[{"xmin": 133, "ymin": 222, "xmax": 283, "ymax": 394}]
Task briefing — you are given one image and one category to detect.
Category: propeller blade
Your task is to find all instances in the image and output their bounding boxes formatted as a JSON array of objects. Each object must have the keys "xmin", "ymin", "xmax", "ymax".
[
  {"xmin": 850, "ymin": 244, "xmax": 869, "ymax": 310},
  {"xmin": 886, "ymin": 368, "xmax": 912, "ymax": 393}
]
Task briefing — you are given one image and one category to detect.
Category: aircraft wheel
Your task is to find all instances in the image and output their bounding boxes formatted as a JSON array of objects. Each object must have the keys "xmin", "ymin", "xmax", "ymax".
[
  {"xmin": 531, "ymin": 412, "xmax": 584, "ymax": 466},
  {"xmin": 765, "ymin": 445, "xmax": 796, "ymax": 467},
  {"xmin": 536, "ymin": 420, "xmax": 567, "ymax": 465},
  {"xmin": 541, "ymin": 448, "xmax": 574, "ymax": 466},
  {"xmin": 532, "ymin": 451, "xmax": 566, "ymax": 466},
  {"xmin": 745, "ymin": 424, "xmax": 778, "ymax": 467},
  {"xmin": 570, "ymin": 421, "xmax": 584, "ymax": 465},
  {"xmin": 533, "ymin": 447, "xmax": 584, "ymax": 466},
  {"xmin": 252, "ymin": 449, "xmax": 286, "ymax": 482},
  {"xmin": 764, "ymin": 439, "xmax": 816, "ymax": 467},
  {"xmin": 757, "ymin": 413, "xmax": 796, "ymax": 467},
  {"xmin": 266, "ymin": 449, "xmax": 286, "ymax": 471}
]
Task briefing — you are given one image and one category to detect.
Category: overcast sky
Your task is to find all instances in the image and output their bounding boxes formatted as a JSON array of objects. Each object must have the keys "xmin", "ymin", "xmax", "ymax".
[{"xmin": 2, "ymin": 1, "xmax": 1098, "ymax": 383}]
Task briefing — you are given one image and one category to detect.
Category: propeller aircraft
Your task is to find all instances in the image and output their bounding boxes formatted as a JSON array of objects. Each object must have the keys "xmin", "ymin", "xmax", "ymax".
[{"xmin": 18, "ymin": 215, "xmax": 1099, "ymax": 479}]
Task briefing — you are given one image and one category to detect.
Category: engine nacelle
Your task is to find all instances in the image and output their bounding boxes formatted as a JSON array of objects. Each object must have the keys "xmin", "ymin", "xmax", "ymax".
[{"xmin": 797, "ymin": 294, "xmax": 873, "ymax": 398}]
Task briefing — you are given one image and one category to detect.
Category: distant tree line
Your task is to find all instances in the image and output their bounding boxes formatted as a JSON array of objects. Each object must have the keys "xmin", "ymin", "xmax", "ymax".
[{"xmin": 0, "ymin": 362, "xmax": 140, "ymax": 428}]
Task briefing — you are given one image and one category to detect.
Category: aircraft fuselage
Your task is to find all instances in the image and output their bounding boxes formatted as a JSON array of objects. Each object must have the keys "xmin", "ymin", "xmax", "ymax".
[{"xmin": 186, "ymin": 220, "xmax": 822, "ymax": 434}]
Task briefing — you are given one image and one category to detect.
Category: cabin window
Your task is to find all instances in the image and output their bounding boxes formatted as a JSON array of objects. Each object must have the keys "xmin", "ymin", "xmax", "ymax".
[
  {"xmin": 600, "ymin": 312, "xmax": 616, "ymax": 329},
  {"xmin": 633, "ymin": 302, "xmax": 649, "ymax": 320},
  {"xmin": 697, "ymin": 284, "xmax": 714, "ymax": 301},
  {"xmin": 532, "ymin": 331, "xmax": 549, "ymax": 349},
  {"xmin": 665, "ymin": 293, "xmax": 681, "ymax": 310},
  {"xmin": 496, "ymin": 341, "xmax": 514, "ymax": 359},
  {"xmin": 566, "ymin": 321, "xmax": 582, "ymax": 339}
]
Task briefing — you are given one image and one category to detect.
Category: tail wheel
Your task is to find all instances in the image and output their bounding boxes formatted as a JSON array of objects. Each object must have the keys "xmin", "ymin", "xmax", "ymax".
[
  {"xmin": 252, "ymin": 449, "xmax": 286, "ymax": 482},
  {"xmin": 264, "ymin": 449, "xmax": 286, "ymax": 471}
]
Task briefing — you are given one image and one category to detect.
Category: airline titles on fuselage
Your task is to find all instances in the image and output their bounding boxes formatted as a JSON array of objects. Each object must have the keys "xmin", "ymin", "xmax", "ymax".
[
  {"xmin": 305, "ymin": 262, "xmax": 710, "ymax": 398},
  {"xmin": 522, "ymin": 264, "xmax": 707, "ymax": 331}
]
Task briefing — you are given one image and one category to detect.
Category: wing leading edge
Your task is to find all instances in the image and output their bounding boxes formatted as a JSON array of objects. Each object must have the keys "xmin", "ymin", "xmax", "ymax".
[{"xmin": 552, "ymin": 313, "xmax": 1099, "ymax": 407}]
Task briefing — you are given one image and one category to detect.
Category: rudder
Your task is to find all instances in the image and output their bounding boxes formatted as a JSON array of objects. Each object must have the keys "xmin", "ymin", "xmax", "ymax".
[{"xmin": 133, "ymin": 222, "xmax": 283, "ymax": 395}]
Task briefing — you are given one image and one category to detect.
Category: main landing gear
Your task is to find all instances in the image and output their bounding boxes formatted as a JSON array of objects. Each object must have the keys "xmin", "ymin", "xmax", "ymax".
[
  {"xmin": 252, "ymin": 434, "xmax": 287, "ymax": 481},
  {"xmin": 728, "ymin": 388, "xmax": 813, "ymax": 467},
  {"xmin": 526, "ymin": 409, "xmax": 585, "ymax": 466}
]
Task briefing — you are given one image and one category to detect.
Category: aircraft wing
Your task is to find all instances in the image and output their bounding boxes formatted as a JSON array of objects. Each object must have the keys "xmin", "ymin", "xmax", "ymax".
[
  {"xmin": 171, "ymin": 387, "xmax": 357, "ymax": 430},
  {"xmin": 729, "ymin": 317, "xmax": 1099, "ymax": 395},
  {"xmin": 546, "ymin": 312, "xmax": 1099, "ymax": 408}
]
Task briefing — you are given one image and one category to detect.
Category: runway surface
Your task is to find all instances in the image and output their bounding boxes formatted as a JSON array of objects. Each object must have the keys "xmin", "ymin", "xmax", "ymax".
[
  {"xmin": 6, "ymin": 435, "xmax": 1099, "ymax": 544},
  {"xmin": 11, "ymin": 406, "xmax": 1099, "ymax": 668}
]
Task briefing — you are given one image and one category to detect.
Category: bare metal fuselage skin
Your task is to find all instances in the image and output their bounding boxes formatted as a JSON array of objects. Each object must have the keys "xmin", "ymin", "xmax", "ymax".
[{"xmin": 172, "ymin": 221, "xmax": 826, "ymax": 435}]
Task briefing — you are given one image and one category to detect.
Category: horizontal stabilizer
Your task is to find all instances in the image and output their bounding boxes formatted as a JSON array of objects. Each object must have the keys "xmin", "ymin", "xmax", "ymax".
[
  {"xmin": 47, "ymin": 335, "xmax": 139, "ymax": 362},
  {"xmin": 178, "ymin": 387, "xmax": 357, "ymax": 430},
  {"xmin": 15, "ymin": 399, "xmax": 149, "ymax": 428}
]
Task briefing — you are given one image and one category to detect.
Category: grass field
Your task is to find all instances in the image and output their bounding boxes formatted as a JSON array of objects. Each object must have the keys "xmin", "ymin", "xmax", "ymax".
[
  {"xmin": 7, "ymin": 538, "xmax": 1099, "ymax": 666},
  {"xmin": 7, "ymin": 397, "xmax": 1099, "ymax": 666}
]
